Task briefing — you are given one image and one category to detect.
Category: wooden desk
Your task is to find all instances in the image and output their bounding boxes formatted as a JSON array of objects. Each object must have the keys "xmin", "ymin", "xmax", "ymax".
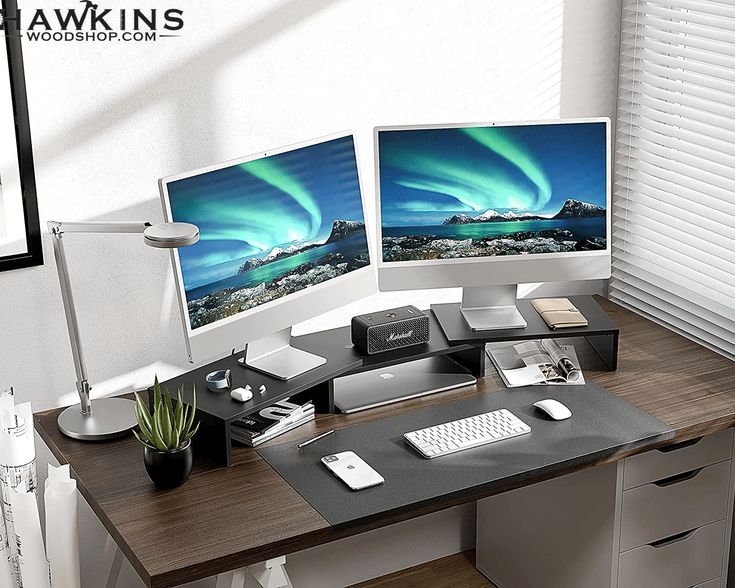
[{"xmin": 33, "ymin": 297, "xmax": 735, "ymax": 588}]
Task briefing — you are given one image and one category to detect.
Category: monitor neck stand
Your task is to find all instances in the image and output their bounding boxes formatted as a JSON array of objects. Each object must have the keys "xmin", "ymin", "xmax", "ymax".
[
  {"xmin": 242, "ymin": 327, "xmax": 327, "ymax": 381},
  {"xmin": 460, "ymin": 285, "xmax": 528, "ymax": 331}
]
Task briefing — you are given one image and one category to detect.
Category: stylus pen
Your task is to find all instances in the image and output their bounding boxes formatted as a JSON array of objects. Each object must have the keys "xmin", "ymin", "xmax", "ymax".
[{"xmin": 298, "ymin": 429, "xmax": 335, "ymax": 449}]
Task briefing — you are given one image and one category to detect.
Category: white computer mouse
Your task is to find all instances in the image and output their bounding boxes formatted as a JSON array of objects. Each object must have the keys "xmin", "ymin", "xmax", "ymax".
[{"xmin": 533, "ymin": 399, "xmax": 572, "ymax": 421}]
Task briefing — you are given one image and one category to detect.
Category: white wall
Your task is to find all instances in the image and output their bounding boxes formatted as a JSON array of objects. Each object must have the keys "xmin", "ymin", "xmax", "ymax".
[{"xmin": 0, "ymin": 0, "xmax": 621, "ymax": 586}]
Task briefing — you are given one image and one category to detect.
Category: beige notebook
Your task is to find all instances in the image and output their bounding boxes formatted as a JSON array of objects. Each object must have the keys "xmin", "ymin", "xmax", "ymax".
[{"xmin": 531, "ymin": 298, "xmax": 588, "ymax": 330}]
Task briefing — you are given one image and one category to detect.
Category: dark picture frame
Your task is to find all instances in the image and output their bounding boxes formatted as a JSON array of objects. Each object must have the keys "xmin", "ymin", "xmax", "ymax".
[{"xmin": 0, "ymin": 0, "xmax": 42, "ymax": 272}]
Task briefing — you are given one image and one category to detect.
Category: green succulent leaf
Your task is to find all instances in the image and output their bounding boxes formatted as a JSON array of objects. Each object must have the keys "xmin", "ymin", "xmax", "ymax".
[
  {"xmin": 153, "ymin": 377, "xmax": 162, "ymax": 412},
  {"xmin": 183, "ymin": 386, "xmax": 197, "ymax": 437},
  {"xmin": 133, "ymin": 393, "xmax": 153, "ymax": 431},
  {"xmin": 133, "ymin": 401, "xmax": 158, "ymax": 447},
  {"xmin": 133, "ymin": 429, "xmax": 156, "ymax": 450},
  {"xmin": 175, "ymin": 388, "xmax": 185, "ymax": 438},
  {"xmin": 135, "ymin": 411, "xmax": 156, "ymax": 445},
  {"xmin": 180, "ymin": 405, "xmax": 189, "ymax": 437},
  {"xmin": 149, "ymin": 423, "xmax": 168, "ymax": 451},
  {"xmin": 163, "ymin": 388, "xmax": 175, "ymax": 421},
  {"xmin": 155, "ymin": 408, "xmax": 170, "ymax": 449},
  {"xmin": 161, "ymin": 402, "xmax": 176, "ymax": 449},
  {"xmin": 183, "ymin": 421, "xmax": 200, "ymax": 441},
  {"xmin": 133, "ymin": 402, "xmax": 145, "ymax": 428},
  {"xmin": 152, "ymin": 408, "xmax": 171, "ymax": 450}
]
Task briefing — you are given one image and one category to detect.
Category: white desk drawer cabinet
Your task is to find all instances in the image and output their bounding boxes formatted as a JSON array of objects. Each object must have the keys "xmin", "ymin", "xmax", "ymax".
[
  {"xmin": 613, "ymin": 429, "xmax": 735, "ymax": 588},
  {"xmin": 617, "ymin": 519, "xmax": 726, "ymax": 588},
  {"xmin": 620, "ymin": 460, "xmax": 731, "ymax": 551},
  {"xmin": 474, "ymin": 430, "xmax": 735, "ymax": 588},
  {"xmin": 623, "ymin": 429, "xmax": 733, "ymax": 490}
]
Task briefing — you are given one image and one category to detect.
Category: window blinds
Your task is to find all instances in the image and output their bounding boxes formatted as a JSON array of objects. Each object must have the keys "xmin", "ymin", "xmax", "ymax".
[{"xmin": 611, "ymin": 0, "xmax": 735, "ymax": 359}]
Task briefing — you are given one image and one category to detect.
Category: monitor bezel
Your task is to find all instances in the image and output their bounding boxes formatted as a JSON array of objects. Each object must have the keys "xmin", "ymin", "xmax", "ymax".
[
  {"xmin": 373, "ymin": 117, "xmax": 611, "ymax": 287},
  {"xmin": 159, "ymin": 130, "xmax": 376, "ymax": 363}
]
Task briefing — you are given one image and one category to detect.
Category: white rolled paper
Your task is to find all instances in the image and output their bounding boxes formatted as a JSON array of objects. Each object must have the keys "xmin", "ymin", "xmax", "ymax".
[
  {"xmin": 0, "ymin": 516, "xmax": 12, "ymax": 588},
  {"xmin": 0, "ymin": 392, "xmax": 48, "ymax": 588},
  {"xmin": 44, "ymin": 465, "xmax": 80, "ymax": 588},
  {"xmin": 0, "ymin": 390, "xmax": 13, "ymax": 588},
  {"xmin": 9, "ymin": 489, "xmax": 50, "ymax": 588},
  {"xmin": 0, "ymin": 402, "xmax": 35, "ymax": 472}
]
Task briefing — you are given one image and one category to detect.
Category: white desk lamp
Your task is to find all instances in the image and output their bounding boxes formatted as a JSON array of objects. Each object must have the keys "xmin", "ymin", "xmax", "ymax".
[{"xmin": 48, "ymin": 220, "xmax": 199, "ymax": 441}]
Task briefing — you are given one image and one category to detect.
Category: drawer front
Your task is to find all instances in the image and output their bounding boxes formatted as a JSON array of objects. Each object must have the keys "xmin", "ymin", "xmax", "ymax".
[
  {"xmin": 623, "ymin": 429, "xmax": 733, "ymax": 490},
  {"xmin": 618, "ymin": 519, "xmax": 726, "ymax": 588},
  {"xmin": 620, "ymin": 460, "xmax": 731, "ymax": 551}
]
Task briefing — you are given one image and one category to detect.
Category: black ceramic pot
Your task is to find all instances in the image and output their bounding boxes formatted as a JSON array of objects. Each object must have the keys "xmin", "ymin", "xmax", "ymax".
[{"xmin": 143, "ymin": 440, "xmax": 193, "ymax": 489}]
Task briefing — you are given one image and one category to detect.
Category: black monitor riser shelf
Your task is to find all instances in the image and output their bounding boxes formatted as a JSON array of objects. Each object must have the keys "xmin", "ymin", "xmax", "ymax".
[{"xmin": 151, "ymin": 295, "xmax": 619, "ymax": 466}]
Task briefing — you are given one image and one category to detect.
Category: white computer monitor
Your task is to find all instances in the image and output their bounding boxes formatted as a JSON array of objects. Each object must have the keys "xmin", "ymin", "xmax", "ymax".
[
  {"xmin": 374, "ymin": 118, "xmax": 611, "ymax": 331},
  {"xmin": 160, "ymin": 131, "xmax": 376, "ymax": 378}
]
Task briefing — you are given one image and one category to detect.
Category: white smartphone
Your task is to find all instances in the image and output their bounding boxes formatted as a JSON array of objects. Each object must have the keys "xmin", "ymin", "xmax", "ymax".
[{"xmin": 321, "ymin": 451, "xmax": 385, "ymax": 491}]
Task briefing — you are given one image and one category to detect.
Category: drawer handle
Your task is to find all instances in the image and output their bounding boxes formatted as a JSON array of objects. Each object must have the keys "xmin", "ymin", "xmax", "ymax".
[
  {"xmin": 657, "ymin": 437, "xmax": 703, "ymax": 453},
  {"xmin": 652, "ymin": 467, "xmax": 703, "ymax": 487},
  {"xmin": 649, "ymin": 528, "xmax": 697, "ymax": 549}
]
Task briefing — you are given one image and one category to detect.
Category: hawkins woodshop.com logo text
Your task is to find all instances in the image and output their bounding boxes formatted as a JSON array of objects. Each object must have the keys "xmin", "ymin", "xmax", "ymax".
[{"xmin": 0, "ymin": 1, "xmax": 184, "ymax": 42}]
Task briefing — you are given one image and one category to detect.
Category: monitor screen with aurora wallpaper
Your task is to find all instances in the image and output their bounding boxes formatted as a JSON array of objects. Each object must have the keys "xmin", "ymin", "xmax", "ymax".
[
  {"xmin": 376, "ymin": 120, "xmax": 608, "ymax": 263},
  {"xmin": 161, "ymin": 133, "xmax": 372, "ymax": 347}
]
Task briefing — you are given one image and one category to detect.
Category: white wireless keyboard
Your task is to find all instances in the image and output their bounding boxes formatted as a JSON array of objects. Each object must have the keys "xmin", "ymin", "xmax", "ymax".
[{"xmin": 404, "ymin": 408, "xmax": 531, "ymax": 458}]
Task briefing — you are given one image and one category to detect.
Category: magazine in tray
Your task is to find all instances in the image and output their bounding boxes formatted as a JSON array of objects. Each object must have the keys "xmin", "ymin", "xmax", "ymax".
[
  {"xmin": 486, "ymin": 338, "xmax": 585, "ymax": 388},
  {"xmin": 231, "ymin": 395, "xmax": 315, "ymax": 447}
]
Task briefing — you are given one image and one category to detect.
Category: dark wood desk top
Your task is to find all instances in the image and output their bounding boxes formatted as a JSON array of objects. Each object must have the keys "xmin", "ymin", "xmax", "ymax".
[{"xmin": 34, "ymin": 297, "xmax": 735, "ymax": 588}]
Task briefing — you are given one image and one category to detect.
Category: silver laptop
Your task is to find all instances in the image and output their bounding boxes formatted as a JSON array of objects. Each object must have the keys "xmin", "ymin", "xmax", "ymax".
[{"xmin": 333, "ymin": 355, "xmax": 477, "ymax": 413}]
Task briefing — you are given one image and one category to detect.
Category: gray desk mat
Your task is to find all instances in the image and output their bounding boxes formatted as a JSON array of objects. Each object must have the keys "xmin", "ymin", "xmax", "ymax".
[{"xmin": 258, "ymin": 383, "xmax": 673, "ymax": 526}]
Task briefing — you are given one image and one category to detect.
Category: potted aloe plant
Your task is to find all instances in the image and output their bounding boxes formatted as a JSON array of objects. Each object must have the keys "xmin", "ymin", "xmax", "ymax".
[{"xmin": 133, "ymin": 378, "xmax": 199, "ymax": 489}]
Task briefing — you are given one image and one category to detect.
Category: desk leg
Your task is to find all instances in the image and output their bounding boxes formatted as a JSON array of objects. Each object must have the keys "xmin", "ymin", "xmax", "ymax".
[
  {"xmin": 215, "ymin": 568, "xmax": 247, "ymax": 588},
  {"xmin": 215, "ymin": 558, "xmax": 293, "ymax": 588},
  {"xmin": 248, "ymin": 556, "xmax": 293, "ymax": 588},
  {"xmin": 102, "ymin": 535, "xmax": 124, "ymax": 588}
]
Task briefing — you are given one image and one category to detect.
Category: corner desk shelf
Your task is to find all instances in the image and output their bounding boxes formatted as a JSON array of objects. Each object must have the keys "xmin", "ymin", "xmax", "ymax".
[
  {"xmin": 154, "ymin": 294, "xmax": 618, "ymax": 466},
  {"xmin": 431, "ymin": 294, "xmax": 619, "ymax": 370}
]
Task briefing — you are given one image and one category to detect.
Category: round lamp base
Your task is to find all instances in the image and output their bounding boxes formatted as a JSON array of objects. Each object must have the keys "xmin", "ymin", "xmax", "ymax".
[{"xmin": 58, "ymin": 398, "xmax": 138, "ymax": 441}]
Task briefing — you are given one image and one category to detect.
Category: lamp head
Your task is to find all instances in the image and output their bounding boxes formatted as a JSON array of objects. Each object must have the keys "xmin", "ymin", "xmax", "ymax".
[{"xmin": 144, "ymin": 222, "xmax": 199, "ymax": 248}]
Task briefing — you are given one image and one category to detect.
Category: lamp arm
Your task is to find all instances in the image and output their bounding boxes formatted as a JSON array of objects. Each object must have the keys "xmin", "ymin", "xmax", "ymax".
[
  {"xmin": 47, "ymin": 218, "xmax": 197, "ymax": 423},
  {"xmin": 47, "ymin": 220, "xmax": 152, "ymax": 234},
  {"xmin": 50, "ymin": 230, "xmax": 93, "ymax": 414}
]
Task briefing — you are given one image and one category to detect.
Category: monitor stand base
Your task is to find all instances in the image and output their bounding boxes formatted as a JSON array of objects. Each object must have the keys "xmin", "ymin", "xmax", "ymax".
[
  {"xmin": 460, "ymin": 285, "xmax": 528, "ymax": 331},
  {"xmin": 242, "ymin": 327, "xmax": 327, "ymax": 381}
]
